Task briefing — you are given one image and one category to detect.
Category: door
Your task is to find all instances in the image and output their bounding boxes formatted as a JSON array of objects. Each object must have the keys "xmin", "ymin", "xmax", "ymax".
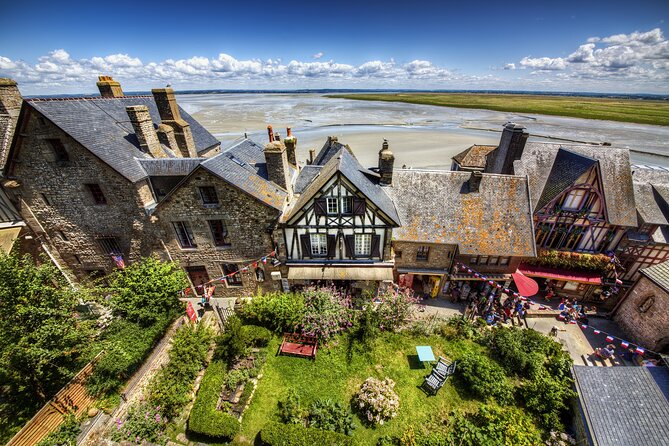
[{"xmin": 186, "ymin": 266, "xmax": 210, "ymax": 295}]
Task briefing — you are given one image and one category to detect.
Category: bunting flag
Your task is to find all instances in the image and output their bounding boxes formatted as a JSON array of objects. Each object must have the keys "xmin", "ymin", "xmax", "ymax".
[
  {"xmin": 605, "ymin": 335, "xmax": 614, "ymax": 342},
  {"xmin": 186, "ymin": 301, "xmax": 197, "ymax": 323},
  {"xmin": 112, "ymin": 254, "xmax": 125, "ymax": 269},
  {"xmin": 635, "ymin": 346, "xmax": 645, "ymax": 355},
  {"xmin": 621, "ymin": 341, "xmax": 629, "ymax": 348},
  {"xmin": 593, "ymin": 329, "xmax": 601, "ymax": 334}
]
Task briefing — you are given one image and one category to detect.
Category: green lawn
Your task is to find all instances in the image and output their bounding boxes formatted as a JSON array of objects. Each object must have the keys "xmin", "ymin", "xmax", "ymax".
[
  {"xmin": 326, "ymin": 93, "xmax": 669, "ymax": 126},
  {"xmin": 236, "ymin": 332, "xmax": 484, "ymax": 445}
]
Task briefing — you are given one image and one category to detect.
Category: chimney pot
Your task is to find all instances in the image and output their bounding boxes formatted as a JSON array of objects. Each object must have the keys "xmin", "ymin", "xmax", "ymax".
[
  {"xmin": 96, "ymin": 75, "xmax": 124, "ymax": 98},
  {"xmin": 267, "ymin": 125, "xmax": 274, "ymax": 142},
  {"xmin": 286, "ymin": 127, "xmax": 292, "ymax": 137},
  {"xmin": 309, "ymin": 149, "xmax": 316, "ymax": 165},
  {"xmin": 378, "ymin": 139, "xmax": 394, "ymax": 186},
  {"xmin": 283, "ymin": 127, "xmax": 297, "ymax": 166},
  {"xmin": 274, "ymin": 132, "xmax": 281, "ymax": 142},
  {"xmin": 468, "ymin": 171, "xmax": 483, "ymax": 193}
]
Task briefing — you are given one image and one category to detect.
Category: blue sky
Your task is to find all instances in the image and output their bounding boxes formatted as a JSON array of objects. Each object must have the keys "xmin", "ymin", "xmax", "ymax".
[{"xmin": 1, "ymin": 0, "xmax": 668, "ymax": 94}]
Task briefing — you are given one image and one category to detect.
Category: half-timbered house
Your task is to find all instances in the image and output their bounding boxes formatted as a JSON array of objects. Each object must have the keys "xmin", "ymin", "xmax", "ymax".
[{"xmin": 279, "ymin": 138, "xmax": 400, "ymax": 293}]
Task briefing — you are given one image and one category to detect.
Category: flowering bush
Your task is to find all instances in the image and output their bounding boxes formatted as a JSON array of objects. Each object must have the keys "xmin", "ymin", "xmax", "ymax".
[
  {"xmin": 111, "ymin": 403, "xmax": 166, "ymax": 445},
  {"xmin": 239, "ymin": 292, "xmax": 306, "ymax": 333},
  {"xmin": 375, "ymin": 288, "xmax": 421, "ymax": 331},
  {"xmin": 300, "ymin": 287, "xmax": 354, "ymax": 342},
  {"xmin": 353, "ymin": 377, "xmax": 399, "ymax": 425}
]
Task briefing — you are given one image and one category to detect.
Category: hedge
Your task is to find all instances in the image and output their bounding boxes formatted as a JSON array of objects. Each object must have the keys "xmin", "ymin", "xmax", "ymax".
[
  {"xmin": 188, "ymin": 361, "xmax": 241, "ymax": 440},
  {"xmin": 241, "ymin": 324, "xmax": 272, "ymax": 347},
  {"xmin": 259, "ymin": 421, "xmax": 358, "ymax": 446}
]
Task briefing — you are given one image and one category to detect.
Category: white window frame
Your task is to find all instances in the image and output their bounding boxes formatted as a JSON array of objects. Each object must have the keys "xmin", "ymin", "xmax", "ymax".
[
  {"xmin": 310, "ymin": 233, "xmax": 328, "ymax": 256},
  {"xmin": 355, "ymin": 234, "xmax": 372, "ymax": 256},
  {"xmin": 326, "ymin": 197, "xmax": 338, "ymax": 214},
  {"xmin": 341, "ymin": 196, "xmax": 353, "ymax": 214},
  {"xmin": 563, "ymin": 189, "xmax": 587, "ymax": 211}
]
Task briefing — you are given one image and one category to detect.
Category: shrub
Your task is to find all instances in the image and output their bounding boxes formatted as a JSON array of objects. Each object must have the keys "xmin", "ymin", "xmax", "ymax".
[
  {"xmin": 456, "ymin": 353, "xmax": 515, "ymax": 405},
  {"xmin": 239, "ymin": 292, "xmax": 306, "ymax": 333},
  {"xmin": 87, "ymin": 315, "xmax": 173, "ymax": 396},
  {"xmin": 188, "ymin": 361, "xmax": 241, "ymax": 440},
  {"xmin": 214, "ymin": 315, "xmax": 249, "ymax": 364},
  {"xmin": 224, "ymin": 368, "xmax": 250, "ymax": 390},
  {"xmin": 519, "ymin": 370, "xmax": 576, "ymax": 431},
  {"xmin": 241, "ymin": 324, "xmax": 272, "ymax": 347},
  {"xmin": 375, "ymin": 288, "xmax": 421, "ymax": 331},
  {"xmin": 259, "ymin": 421, "xmax": 358, "ymax": 446},
  {"xmin": 308, "ymin": 399, "xmax": 355, "ymax": 435},
  {"xmin": 488, "ymin": 326, "xmax": 565, "ymax": 378},
  {"xmin": 353, "ymin": 377, "xmax": 399, "ymax": 425},
  {"xmin": 36, "ymin": 413, "xmax": 80, "ymax": 446},
  {"xmin": 300, "ymin": 287, "xmax": 354, "ymax": 342},
  {"xmin": 147, "ymin": 323, "xmax": 213, "ymax": 419},
  {"xmin": 111, "ymin": 403, "xmax": 166, "ymax": 445},
  {"xmin": 445, "ymin": 404, "xmax": 542, "ymax": 446},
  {"xmin": 106, "ymin": 257, "xmax": 188, "ymax": 326},
  {"xmin": 444, "ymin": 316, "xmax": 484, "ymax": 341},
  {"xmin": 278, "ymin": 388, "xmax": 306, "ymax": 424}
]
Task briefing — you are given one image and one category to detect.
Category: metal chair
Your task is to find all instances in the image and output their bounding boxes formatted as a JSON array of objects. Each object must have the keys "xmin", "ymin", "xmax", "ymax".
[{"xmin": 421, "ymin": 371, "xmax": 445, "ymax": 395}]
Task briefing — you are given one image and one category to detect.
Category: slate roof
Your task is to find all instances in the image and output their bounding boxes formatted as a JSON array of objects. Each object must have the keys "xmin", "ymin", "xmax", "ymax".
[
  {"xmin": 451, "ymin": 144, "xmax": 497, "ymax": 169},
  {"xmin": 640, "ymin": 260, "xmax": 669, "ymax": 293},
  {"xmin": 385, "ymin": 170, "xmax": 536, "ymax": 257},
  {"xmin": 199, "ymin": 138, "xmax": 289, "ymax": 211},
  {"xmin": 25, "ymin": 96, "xmax": 219, "ymax": 183},
  {"xmin": 294, "ymin": 165, "xmax": 322, "ymax": 194},
  {"xmin": 312, "ymin": 138, "xmax": 357, "ymax": 166},
  {"xmin": 535, "ymin": 149, "xmax": 598, "ymax": 212},
  {"xmin": 514, "ymin": 142, "xmax": 637, "ymax": 227},
  {"xmin": 0, "ymin": 187, "xmax": 23, "ymax": 227},
  {"xmin": 572, "ymin": 365, "xmax": 669, "ymax": 446},
  {"xmin": 286, "ymin": 147, "xmax": 400, "ymax": 225},
  {"xmin": 631, "ymin": 165, "xmax": 669, "ymax": 226},
  {"xmin": 138, "ymin": 158, "xmax": 205, "ymax": 176}
]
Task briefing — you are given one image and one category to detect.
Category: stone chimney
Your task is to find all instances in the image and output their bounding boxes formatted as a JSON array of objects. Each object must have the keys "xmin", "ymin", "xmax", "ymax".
[
  {"xmin": 151, "ymin": 88, "xmax": 197, "ymax": 158},
  {"xmin": 96, "ymin": 75, "xmax": 124, "ymax": 98},
  {"xmin": 484, "ymin": 122, "xmax": 528, "ymax": 175},
  {"xmin": 284, "ymin": 127, "xmax": 297, "ymax": 166},
  {"xmin": 125, "ymin": 105, "xmax": 165, "ymax": 158},
  {"xmin": 0, "ymin": 78, "xmax": 22, "ymax": 169},
  {"xmin": 308, "ymin": 149, "xmax": 316, "ymax": 165},
  {"xmin": 468, "ymin": 171, "xmax": 483, "ymax": 193},
  {"xmin": 378, "ymin": 139, "xmax": 395, "ymax": 186},
  {"xmin": 264, "ymin": 140, "xmax": 292, "ymax": 194},
  {"xmin": 156, "ymin": 124, "xmax": 179, "ymax": 154}
]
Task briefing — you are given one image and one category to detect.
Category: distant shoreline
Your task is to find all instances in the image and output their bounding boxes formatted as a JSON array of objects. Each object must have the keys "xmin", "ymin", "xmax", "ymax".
[{"xmin": 325, "ymin": 93, "xmax": 669, "ymax": 127}]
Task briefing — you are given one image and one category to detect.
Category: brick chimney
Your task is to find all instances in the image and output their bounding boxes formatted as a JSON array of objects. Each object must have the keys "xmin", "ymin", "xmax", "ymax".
[
  {"xmin": 264, "ymin": 129, "xmax": 292, "ymax": 194},
  {"xmin": 484, "ymin": 122, "xmax": 528, "ymax": 175},
  {"xmin": 125, "ymin": 105, "xmax": 166, "ymax": 158},
  {"xmin": 151, "ymin": 88, "xmax": 197, "ymax": 158},
  {"xmin": 284, "ymin": 127, "xmax": 297, "ymax": 166},
  {"xmin": 468, "ymin": 171, "xmax": 483, "ymax": 193},
  {"xmin": 0, "ymin": 78, "xmax": 22, "ymax": 169},
  {"xmin": 378, "ymin": 139, "xmax": 395, "ymax": 186},
  {"xmin": 96, "ymin": 76, "xmax": 124, "ymax": 98}
]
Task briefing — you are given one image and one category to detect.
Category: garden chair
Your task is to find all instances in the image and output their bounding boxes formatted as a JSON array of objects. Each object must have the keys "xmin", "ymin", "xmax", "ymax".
[
  {"xmin": 421, "ymin": 371, "xmax": 445, "ymax": 396},
  {"xmin": 433, "ymin": 357, "xmax": 457, "ymax": 380}
]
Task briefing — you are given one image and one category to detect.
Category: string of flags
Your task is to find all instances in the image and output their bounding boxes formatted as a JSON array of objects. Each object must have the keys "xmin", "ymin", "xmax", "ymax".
[
  {"xmin": 454, "ymin": 262, "xmax": 539, "ymax": 306},
  {"xmin": 182, "ymin": 250, "xmax": 277, "ymax": 296},
  {"xmin": 577, "ymin": 321, "xmax": 653, "ymax": 356}
]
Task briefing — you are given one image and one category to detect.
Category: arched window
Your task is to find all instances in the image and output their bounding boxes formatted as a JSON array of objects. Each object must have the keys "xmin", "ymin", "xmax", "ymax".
[{"xmin": 562, "ymin": 189, "xmax": 587, "ymax": 211}]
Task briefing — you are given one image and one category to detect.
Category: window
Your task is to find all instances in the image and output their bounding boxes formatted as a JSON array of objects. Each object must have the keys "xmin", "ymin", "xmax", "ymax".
[
  {"xmin": 57, "ymin": 230, "xmax": 68, "ymax": 241},
  {"xmin": 469, "ymin": 257, "xmax": 478, "ymax": 264},
  {"xmin": 562, "ymin": 189, "xmax": 587, "ymax": 211},
  {"xmin": 222, "ymin": 264, "xmax": 242, "ymax": 286},
  {"xmin": 73, "ymin": 254, "xmax": 82, "ymax": 264},
  {"xmin": 488, "ymin": 256, "xmax": 499, "ymax": 265},
  {"xmin": 310, "ymin": 233, "xmax": 328, "ymax": 256},
  {"xmin": 198, "ymin": 186, "xmax": 219, "ymax": 206},
  {"xmin": 478, "ymin": 256, "xmax": 489, "ymax": 265},
  {"xmin": 47, "ymin": 139, "xmax": 69, "ymax": 164},
  {"xmin": 499, "ymin": 257, "xmax": 510, "ymax": 266},
  {"xmin": 638, "ymin": 296, "xmax": 655, "ymax": 313},
  {"xmin": 173, "ymin": 221, "xmax": 196, "ymax": 248},
  {"xmin": 326, "ymin": 197, "xmax": 338, "ymax": 214},
  {"xmin": 416, "ymin": 246, "xmax": 430, "ymax": 261},
  {"xmin": 394, "ymin": 250, "xmax": 402, "ymax": 259},
  {"xmin": 255, "ymin": 267, "xmax": 265, "ymax": 282},
  {"xmin": 97, "ymin": 236, "xmax": 122, "ymax": 255},
  {"xmin": 85, "ymin": 184, "xmax": 107, "ymax": 205},
  {"xmin": 341, "ymin": 196, "xmax": 353, "ymax": 214},
  {"xmin": 562, "ymin": 281, "xmax": 579, "ymax": 291},
  {"xmin": 40, "ymin": 193, "xmax": 51, "ymax": 206},
  {"xmin": 208, "ymin": 220, "xmax": 230, "ymax": 247},
  {"xmin": 355, "ymin": 234, "xmax": 372, "ymax": 256}
]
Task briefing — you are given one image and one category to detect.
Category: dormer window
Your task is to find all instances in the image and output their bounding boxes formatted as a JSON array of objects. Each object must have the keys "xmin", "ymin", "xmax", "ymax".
[
  {"xmin": 326, "ymin": 197, "xmax": 338, "ymax": 214},
  {"xmin": 562, "ymin": 189, "xmax": 587, "ymax": 211},
  {"xmin": 199, "ymin": 186, "xmax": 219, "ymax": 207},
  {"xmin": 47, "ymin": 139, "xmax": 69, "ymax": 165}
]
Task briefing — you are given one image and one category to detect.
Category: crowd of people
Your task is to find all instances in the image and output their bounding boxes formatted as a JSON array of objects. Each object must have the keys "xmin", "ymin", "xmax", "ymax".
[{"xmin": 452, "ymin": 283, "xmax": 532, "ymax": 328}]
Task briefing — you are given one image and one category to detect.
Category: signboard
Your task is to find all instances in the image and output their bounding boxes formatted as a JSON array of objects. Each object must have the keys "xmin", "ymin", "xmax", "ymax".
[{"xmin": 186, "ymin": 301, "xmax": 197, "ymax": 322}]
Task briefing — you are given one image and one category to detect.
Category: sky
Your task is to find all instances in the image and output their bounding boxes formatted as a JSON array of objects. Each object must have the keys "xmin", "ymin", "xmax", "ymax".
[{"xmin": 1, "ymin": 0, "xmax": 668, "ymax": 94}]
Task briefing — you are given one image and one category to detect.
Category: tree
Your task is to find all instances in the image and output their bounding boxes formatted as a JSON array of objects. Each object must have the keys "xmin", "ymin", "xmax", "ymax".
[
  {"xmin": 0, "ymin": 253, "xmax": 89, "ymax": 401},
  {"xmin": 106, "ymin": 257, "xmax": 188, "ymax": 325}
]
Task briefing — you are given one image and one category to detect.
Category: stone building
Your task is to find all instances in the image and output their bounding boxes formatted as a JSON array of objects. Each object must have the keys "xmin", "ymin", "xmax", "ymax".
[
  {"xmin": 450, "ymin": 144, "xmax": 496, "ymax": 172},
  {"xmin": 0, "ymin": 186, "xmax": 24, "ymax": 253},
  {"xmin": 1, "ymin": 77, "xmax": 220, "ymax": 278},
  {"xmin": 612, "ymin": 261, "xmax": 669, "ymax": 353}
]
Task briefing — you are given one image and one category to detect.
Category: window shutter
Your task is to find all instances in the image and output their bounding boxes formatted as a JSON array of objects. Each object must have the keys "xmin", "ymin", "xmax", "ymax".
[
  {"xmin": 344, "ymin": 235, "xmax": 355, "ymax": 258},
  {"xmin": 327, "ymin": 235, "xmax": 337, "ymax": 258},
  {"xmin": 314, "ymin": 198, "xmax": 327, "ymax": 216},
  {"xmin": 300, "ymin": 234, "xmax": 312, "ymax": 258},
  {"xmin": 371, "ymin": 234, "xmax": 381, "ymax": 258},
  {"xmin": 353, "ymin": 198, "xmax": 366, "ymax": 215}
]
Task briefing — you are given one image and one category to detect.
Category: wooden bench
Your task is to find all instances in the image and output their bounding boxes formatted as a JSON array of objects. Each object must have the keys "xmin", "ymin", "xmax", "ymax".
[{"xmin": 279, "ymin": 333, "xmax": 318, "ymax": 360}]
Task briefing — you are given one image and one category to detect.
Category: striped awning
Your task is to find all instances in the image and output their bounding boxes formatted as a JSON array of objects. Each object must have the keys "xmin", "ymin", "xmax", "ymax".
[{"xmin": 288, "ymin": 266, "xmax": 393, "ymax": 281}]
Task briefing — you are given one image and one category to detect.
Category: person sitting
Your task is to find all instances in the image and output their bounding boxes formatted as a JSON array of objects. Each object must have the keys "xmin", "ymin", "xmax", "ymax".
[{"xmin": 594, "ymin": 344, "xmax": 616, "ymax": 360}]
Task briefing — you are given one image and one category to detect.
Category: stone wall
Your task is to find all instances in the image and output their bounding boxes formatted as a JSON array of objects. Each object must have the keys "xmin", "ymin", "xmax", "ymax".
[
  {"xmin": 154, "ymin": 168, "xmax": 282, "ymax": 297},
  {"xmin": 392, "ymin": 241, "xmax": 455, "ymax": 271},
  {"xmin": 613, "ymin": 275, "xmax": 669, "ymax": 352},
  {"xmin": 7, "ymin": 110, "xmax": 153, "ymax": 277}
]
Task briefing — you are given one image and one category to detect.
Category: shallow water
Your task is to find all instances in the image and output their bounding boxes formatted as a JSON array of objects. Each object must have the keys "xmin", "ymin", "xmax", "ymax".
[{"xmin": 177, "ymin": 93, "xmax": 669, "ymax": 169}]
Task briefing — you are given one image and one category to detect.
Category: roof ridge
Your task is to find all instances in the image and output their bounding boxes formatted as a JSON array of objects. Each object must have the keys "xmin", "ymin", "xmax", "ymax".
[{"xmin": 26, "ymin": 95, "xmax": 153, "ymax": 102}]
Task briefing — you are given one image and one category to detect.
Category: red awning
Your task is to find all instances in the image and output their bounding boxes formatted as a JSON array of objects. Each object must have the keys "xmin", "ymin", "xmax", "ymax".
[
  {"xmin": 518, "ymin": 263, "xmax": 602, "ymax": 285},
  {"xmin": 511, "ymin": 270, "xmax": 539, "ymax": 297}
]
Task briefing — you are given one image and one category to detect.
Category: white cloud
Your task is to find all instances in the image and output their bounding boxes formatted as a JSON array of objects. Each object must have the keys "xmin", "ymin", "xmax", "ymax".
[
  {"xmin": 503, "ymin": 63, "xmax": 516, "ymax": 70},
  {"xmin": 519, "ymin": 56, "xmax": 567, "ymax": 70},
  {"xmin": 312, "ymin": 52, "xmax": 324, "ymax": 59}
]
